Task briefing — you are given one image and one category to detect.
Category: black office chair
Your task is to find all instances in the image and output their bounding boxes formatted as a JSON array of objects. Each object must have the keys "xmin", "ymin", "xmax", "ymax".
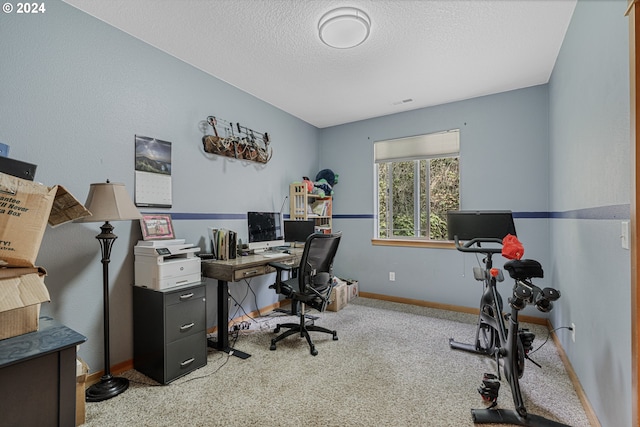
[{"xmin": 268, "ymin": 232, "xmax": 342, "ymax": 356}]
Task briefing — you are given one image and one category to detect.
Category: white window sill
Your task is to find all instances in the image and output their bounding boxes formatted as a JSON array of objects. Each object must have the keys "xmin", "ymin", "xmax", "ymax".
[{"xmin": 371, "ymin": 238, "xmax": 455, "ymax": 249}]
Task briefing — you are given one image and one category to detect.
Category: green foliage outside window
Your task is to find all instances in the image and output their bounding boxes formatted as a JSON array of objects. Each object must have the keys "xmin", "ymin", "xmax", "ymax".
[{"xmin": 378, "ymin": 157, "xmax": 459, "ymax": 240}]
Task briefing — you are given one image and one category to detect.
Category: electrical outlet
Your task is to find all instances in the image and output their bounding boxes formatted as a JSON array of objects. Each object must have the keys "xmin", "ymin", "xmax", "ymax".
[
  {"xmin": 389, "ymin": 272, "xmax": 396, "ymax": 281},
  {"xmin": 571, "ymin": 322, "xmax": 576, "ymax": 343}
]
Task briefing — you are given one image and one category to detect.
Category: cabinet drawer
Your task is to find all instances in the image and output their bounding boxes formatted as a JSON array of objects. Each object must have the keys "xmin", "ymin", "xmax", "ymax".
[
  {"xmin": 233, "ymin": 265, "xmax": 271, "ymax": 281},
  {"xmin": 166, "ymin": 334, "xmax": 207, "ymax": 383},
  {"xmin": 164, "ymin": 285, "xmax": 205, "ymax": 306},
  {"xmin": 166, "ymin": 298, "xmax": 206, "ymax": 343}
]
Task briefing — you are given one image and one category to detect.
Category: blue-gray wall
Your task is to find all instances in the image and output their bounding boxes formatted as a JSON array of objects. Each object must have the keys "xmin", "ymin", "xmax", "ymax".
[
  {"xmin": 549, "ymin": 2, "xmax": 631, "ymax": 427},
  {"xmin": 320, "ymin": 1, "xmax": 630, "ymax": 426},
  {"xmin": 1, "ymin": 0, "xmax": 320, "ymax": 374},
  {"xmin": 320, "ymin": 85, "xmax": 550, "ymax": 311},
  {"xmin": 0, "ymin": 1, "xmax": 631, "ymax": 425}
]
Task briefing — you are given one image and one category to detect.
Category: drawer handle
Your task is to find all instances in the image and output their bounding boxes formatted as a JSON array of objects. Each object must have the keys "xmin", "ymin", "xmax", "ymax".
[
  {"xmin": 180, "ymin": 322, "xmax": 195, "ymax": 331},
  {"xmin": 179, "ymin": 292, "xmax": 194, "ymax": 300},
  {"xmin": 243, "ymin": 270, "xmax": 259, "ymax": 276},
  {"xmin": 180, "ymin": 358, "xmax": 195, "ymax": 367}
]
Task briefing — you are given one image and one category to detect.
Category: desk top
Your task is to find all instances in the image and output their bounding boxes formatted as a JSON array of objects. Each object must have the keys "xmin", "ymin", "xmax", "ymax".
[
  {"xmin": 201, "ymin": 249, "xmax": 303, "ymax": 282},
  {"xmin": 0, "ymin": 317, "xmax": 86, "ymax": 368}
]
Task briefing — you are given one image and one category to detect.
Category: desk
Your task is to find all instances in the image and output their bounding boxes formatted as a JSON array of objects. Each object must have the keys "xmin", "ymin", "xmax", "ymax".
[
  {"xmin": 0, "ymin": 317, "xmax": 86, "ymax": 427},
  {"xmin": 201, "ymin": 250, "xmax": 302, "ymax": 359}
]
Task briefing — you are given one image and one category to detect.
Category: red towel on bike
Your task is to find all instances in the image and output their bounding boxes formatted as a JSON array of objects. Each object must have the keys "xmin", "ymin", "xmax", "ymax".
[{"xmin": 502, "ymin": 234, "xmax": 524, "ymax": 260}]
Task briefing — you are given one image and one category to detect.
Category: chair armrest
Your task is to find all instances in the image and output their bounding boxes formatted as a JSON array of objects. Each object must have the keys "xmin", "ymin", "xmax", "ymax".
[{"xmin": 268, "ymin": 261, "xmax": 297, "ymax": 294}]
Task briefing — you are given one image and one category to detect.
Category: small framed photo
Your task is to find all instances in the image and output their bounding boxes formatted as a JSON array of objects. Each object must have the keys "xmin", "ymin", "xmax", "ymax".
[{"xmin": 140, "ymin": 214, "xmax": 175, "ymax": 240}]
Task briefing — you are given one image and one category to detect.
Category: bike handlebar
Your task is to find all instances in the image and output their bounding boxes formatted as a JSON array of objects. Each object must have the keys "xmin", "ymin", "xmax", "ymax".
[{"xmin": 453, "ymin": 236, "xmax": 503, "ymax": 254}]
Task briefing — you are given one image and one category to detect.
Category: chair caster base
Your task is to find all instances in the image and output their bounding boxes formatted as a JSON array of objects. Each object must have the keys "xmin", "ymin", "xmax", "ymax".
[
  {"xmin": 310, "ymin": 346, "xmax": 318, "ymax": 356},
  {"xmin": 270, "ymin": 340, "xmax": 277, "ymax": 351}
]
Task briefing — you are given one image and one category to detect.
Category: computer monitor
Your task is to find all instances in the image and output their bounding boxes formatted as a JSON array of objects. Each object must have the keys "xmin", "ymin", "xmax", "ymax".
[
  {"xmin": 446, "ymin": 210, "xmax": 517, "ymax": 241},
  {"xmin": 247, "ymin": 211, "xmax": 285, "ymax": 252},
  {"xmin": 284, "ymin": 220, "xmax": 315, "ymax": 244}
]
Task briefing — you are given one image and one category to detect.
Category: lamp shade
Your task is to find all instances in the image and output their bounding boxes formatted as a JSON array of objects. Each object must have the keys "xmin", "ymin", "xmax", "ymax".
[{"xmin": 77, "ymin": 182, "xmax": 141, "ymax": 223}]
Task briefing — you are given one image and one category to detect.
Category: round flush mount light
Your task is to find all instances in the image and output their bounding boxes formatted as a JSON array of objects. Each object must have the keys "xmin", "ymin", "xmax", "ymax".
[{"xmin": 318, "ymin": 7, "xmax": 371, "ymax": 49}]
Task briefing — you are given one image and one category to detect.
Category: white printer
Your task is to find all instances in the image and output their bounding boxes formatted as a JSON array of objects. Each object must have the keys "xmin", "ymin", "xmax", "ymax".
[{"xmin": 134, "ymin": 239, "xmax": 201, "ymax": 290}]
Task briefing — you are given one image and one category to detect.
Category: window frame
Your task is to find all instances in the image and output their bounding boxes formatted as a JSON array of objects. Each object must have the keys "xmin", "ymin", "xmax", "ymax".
[{"xmin": 373, "ymin": 129, "xmax": 460, "ymax": 246}]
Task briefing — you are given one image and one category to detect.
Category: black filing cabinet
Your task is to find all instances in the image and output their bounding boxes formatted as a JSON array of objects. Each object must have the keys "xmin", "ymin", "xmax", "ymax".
[{"xmin": 133, "ymin": 282, "xmax": 207, "ymax": 384}]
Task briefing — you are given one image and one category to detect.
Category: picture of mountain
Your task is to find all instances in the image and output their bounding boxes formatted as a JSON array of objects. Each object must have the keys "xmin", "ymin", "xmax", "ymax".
[{"xmin": 135, "ymin": 135, "xmax": 172, "ymax": 175}]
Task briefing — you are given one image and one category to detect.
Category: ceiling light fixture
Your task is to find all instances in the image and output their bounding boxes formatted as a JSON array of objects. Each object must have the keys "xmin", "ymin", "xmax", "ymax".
[{"xmin": 318, "ymin": 7, "xmax": 371, "ymax": 49}]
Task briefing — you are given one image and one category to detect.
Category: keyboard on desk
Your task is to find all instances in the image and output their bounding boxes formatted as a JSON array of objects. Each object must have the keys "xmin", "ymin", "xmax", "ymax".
[{"xmin": 262, "ymin": 252, "xmax": 289, "ymax": 259}]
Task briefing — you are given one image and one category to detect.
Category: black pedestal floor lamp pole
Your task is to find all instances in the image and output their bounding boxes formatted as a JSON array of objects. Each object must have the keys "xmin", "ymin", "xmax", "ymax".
[{"xmin": 76, "ymin": 180, "xmax": 140, "ymax": 402}]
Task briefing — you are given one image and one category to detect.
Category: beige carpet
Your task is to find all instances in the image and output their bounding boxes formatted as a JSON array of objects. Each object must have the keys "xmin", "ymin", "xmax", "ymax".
[{"xmin": 84, "ymin": 297, "xmax": 590, "ymax": 426}]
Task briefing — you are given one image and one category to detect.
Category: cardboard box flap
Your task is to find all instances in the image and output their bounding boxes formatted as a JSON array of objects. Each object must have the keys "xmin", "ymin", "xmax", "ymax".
[
  {"xmin": 0, "ymin": 266, "xmax": 46, "ymax": 279},
  {"xmin": 0, "ymin": 273, "xmax": 50, "ymax": 312},
  {"xmin": 0, "ymin": 174, "xmax": 90, "ymax": 268},
  {"xmin": 48, "ymin": 185, "xmax": 91, "ymax": 226}
]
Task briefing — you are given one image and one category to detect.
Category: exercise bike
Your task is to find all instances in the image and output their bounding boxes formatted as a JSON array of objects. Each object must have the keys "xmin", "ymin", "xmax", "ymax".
[{"xmin": 447, "ymin": 211, "xmax": 567, "ymax": 427}]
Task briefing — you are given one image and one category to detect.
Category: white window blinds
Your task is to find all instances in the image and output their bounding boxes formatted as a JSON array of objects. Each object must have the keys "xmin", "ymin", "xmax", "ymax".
[{"xmin": 374, "ymin": 129, "xmax": 460, "ymax": 163}]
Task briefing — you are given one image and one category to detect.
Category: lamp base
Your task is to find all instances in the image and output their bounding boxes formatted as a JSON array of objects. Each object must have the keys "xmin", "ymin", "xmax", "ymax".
[{"xmin": 85, "ymin": 375, "xmax": 129, "ymax": 402}]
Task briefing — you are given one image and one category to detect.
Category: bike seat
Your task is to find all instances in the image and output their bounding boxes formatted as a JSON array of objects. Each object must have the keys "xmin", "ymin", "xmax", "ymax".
[{"xmin": 503, "ymin": 259, "xmax": 544, "ymax": 279}]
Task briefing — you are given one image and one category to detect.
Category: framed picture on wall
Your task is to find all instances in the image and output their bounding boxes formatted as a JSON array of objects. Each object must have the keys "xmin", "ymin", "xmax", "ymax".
[{"xmin": 140, "ymin": 214, "xmax": 175, "ymax": 240}]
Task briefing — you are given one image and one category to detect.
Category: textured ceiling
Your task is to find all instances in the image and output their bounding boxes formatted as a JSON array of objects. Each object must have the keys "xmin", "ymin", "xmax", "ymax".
[{"xmin": 63, "ymin": 0, "xmax": 577, "ymax": 128}]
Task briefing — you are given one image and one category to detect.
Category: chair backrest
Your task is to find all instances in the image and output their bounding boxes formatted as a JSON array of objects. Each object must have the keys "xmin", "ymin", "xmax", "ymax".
[{"xmin": 298, "ymin": 232, "xmax": 342, "ymax": 296}]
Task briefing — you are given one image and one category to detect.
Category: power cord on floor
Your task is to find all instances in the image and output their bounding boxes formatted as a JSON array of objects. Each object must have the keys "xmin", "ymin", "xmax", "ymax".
[
  {"xmin": 228, "ymin": 279, "xmax": 274, "ymax": 331},
  {"xmin": 124, "ymin": 348, "xmax": 232, "ymax": 387},
  {"xmin": 228, "ymin": 287, "xmax": 253, "ymax": 333},
  {"xmin": 528, "ymin": 325, "xmax": 573, "ymax": 355},
  {"xmin": 174, "ymin": 349, "xmax": 234, "ymax": 384}
]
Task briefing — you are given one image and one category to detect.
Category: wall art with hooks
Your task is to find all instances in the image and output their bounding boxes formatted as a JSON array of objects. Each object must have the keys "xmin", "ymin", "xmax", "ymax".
[{"xmin": 201, "ymin": 116, "xmax": 272, "ymax": 164}]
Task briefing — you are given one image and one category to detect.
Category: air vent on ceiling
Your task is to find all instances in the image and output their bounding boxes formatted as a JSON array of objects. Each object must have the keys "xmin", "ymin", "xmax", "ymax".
[{"xmin": 392, "ymin": 98, "xmax": 414, "ymax": 106}]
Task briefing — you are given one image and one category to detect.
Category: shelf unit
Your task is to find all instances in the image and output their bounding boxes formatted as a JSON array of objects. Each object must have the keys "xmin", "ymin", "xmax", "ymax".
[{"xmin": 289, "ymin": 182, "xmax": 332, "ymax": 233}]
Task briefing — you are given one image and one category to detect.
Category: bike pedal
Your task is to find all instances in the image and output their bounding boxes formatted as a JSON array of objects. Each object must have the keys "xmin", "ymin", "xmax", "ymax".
[
  {"xmin": 519, "ymin": 329, "xmax": 536, "ymax": 353},
  {"xmin": 478, "ymin": 373, "xmax": 500, "ymax": 402},
  {"xmin": 482, "ymin": 372, "xmax": 498, "ymax": 381},
  {"xmin": 480, "ymin": 394, "xmax": 495, "ymax": 403},
  {"xmin": 478, "ymin": 387, "xmax": 499, "ymax": 402}
]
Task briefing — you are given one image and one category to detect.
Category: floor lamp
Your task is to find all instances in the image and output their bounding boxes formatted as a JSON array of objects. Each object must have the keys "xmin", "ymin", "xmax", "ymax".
[{"xmin": 77, "ymin": 180, "xmax": 141, "ymax": 402}]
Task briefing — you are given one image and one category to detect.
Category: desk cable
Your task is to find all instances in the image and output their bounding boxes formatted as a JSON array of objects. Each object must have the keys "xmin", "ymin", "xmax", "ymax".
[{"xmin": 124, "ymin": 349, "xmax": 233, "ymax": 387}]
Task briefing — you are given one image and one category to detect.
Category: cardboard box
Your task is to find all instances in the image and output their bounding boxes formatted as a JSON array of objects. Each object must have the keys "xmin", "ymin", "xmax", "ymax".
[
  {"xmin": 345, "ymin": 279, "xmax": 359, "ymax": 302},
  {"xmin": 0, "ymin": 267, "xmax": 50, "ymax": 340},
  {"xmin": 326, "ymin": 281, "xmax": 347, "ymax": 312},
  {"xmin": 76, "ymin": 357, "xmax": 88, "ymax": 426},
  {"xmin": 0, "ymin": 173, "xmax": 90, "ymax": 268}
]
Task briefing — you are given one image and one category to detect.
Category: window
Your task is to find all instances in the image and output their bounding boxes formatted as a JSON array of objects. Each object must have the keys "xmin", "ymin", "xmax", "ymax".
[{"xmin": 374, "ymin": 130, "xmax": 460, "ymax": 241}]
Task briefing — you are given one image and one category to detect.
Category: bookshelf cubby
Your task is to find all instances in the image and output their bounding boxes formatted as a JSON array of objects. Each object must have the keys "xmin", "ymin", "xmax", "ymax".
[{"xmin": 289, "ymin": 183, "xmax": 332, "ymax": 233}]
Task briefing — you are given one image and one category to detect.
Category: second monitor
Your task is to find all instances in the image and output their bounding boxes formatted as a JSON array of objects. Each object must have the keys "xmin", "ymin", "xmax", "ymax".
[{"xmin": 284, "ymin": 220, "xmax": 316, "ymax": 245}]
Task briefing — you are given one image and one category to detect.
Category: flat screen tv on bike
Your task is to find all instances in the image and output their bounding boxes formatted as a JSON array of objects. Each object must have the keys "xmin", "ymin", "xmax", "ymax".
[{"xmin": 446, "ymin": 210, "xmax": 516, "ymax": 241}]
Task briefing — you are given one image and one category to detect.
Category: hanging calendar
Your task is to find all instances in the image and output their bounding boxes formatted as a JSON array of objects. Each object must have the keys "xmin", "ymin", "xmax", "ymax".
[{"xmin": 134, "ymin": 135, "xmax": 173, "ymax": 208}]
